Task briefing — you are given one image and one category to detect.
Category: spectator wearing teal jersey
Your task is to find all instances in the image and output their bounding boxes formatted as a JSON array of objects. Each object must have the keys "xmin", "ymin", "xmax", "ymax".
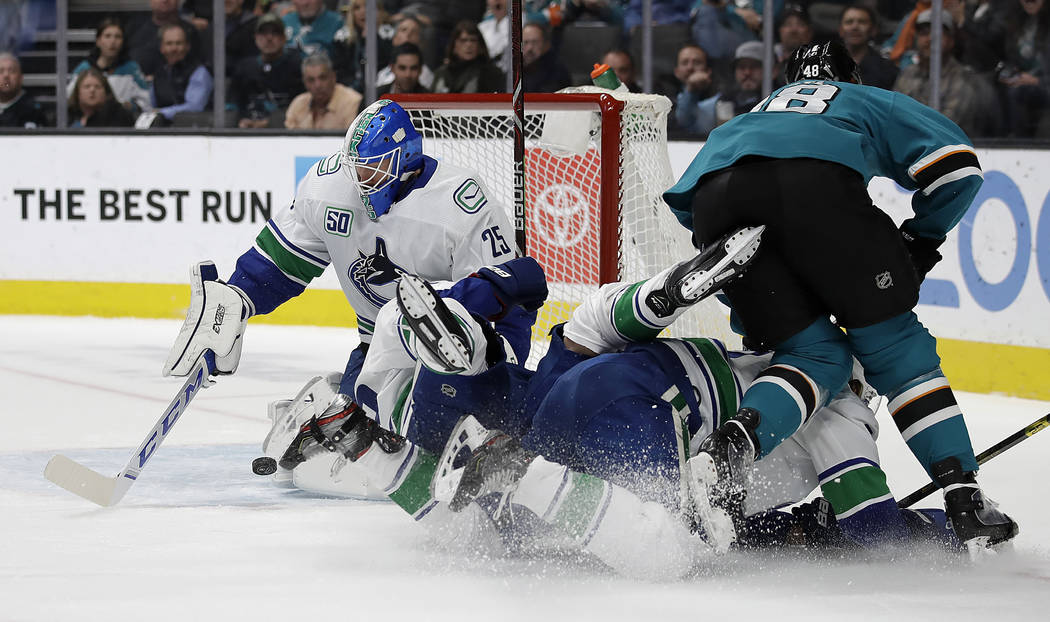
[
  {"xmin": 67, "ymin": 17, "xmax": 152, "ymax": 114},
  {"xmin": 283, "ymin": 0, "xmax": 344, "ymax": 57}
]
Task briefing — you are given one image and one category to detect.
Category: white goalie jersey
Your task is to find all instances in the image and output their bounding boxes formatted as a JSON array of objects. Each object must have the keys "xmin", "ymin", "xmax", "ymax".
[{"xmin": 245, "ymin": 154, "xmax": 515, "ymax": 342}]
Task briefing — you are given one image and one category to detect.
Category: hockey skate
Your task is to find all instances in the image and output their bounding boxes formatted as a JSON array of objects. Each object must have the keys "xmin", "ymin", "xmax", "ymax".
[
  {"xmin": 686, "ymin": 409, "xmax": 761, "ymax": 553},
  {"xmin": 436, "ymin": 415, "xmax": 536, "ymax": 521},
  {"xmin": 645, "ymin": 225, "xmax": 765, "ymax": 318},
  {"xmin": 396, "ymin": 274, "xmax": 476, "ymax": 374},
  {"xmin": 932, "ymin": 457, "xmax": 1019, "ymax": 558},
  {"xmin": 277, "ymin": 394, "xmax": 375, "ymax": 470}
]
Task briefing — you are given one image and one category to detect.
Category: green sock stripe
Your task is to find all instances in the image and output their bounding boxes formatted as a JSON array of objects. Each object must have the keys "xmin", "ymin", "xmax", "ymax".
[
  {"xmin": 684, "ymin": 338, "xmax": 738, "ymax": 426},
  {"xmin": 256, "ymin": 227, "xmax": 326, "ymax": 282},
  {"xmin": 386, "ymin": 449, "xmax": 438, "ymax": 515},
  {"xmin": 552, "ymin": 473, "xmax": 608, "ymax": 540},
  {"xmin": 390, "ymin": 381, "xmax": 414, "ymax": 434},
  {"xmin": 820, "ymin": 466, "xmax": 892, "ymax": 516},
  {"xmin": 612, "ymin": 282, "xmax": 661, "ymax": 341}
]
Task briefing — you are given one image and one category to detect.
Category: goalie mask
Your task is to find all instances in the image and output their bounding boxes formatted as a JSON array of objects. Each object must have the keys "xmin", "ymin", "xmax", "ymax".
[
  {"xmin": 784, "ymin": 41, "xmax": 861, "ymax": 85},
  {"xmin": 342, "ymin": 99, "xmax": 424, "ymax": 220}
]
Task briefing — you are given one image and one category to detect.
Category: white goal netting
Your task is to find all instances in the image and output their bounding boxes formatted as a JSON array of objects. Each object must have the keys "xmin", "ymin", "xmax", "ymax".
[{"xmin": 396, "ymin": 88, "xmax": 738, "ymax": 367}]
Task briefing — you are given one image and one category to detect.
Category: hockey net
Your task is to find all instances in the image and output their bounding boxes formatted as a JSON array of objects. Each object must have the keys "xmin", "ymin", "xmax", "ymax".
[{"xmin": 391, "ymin": 89, "xmax": 738, "ymax": 367}]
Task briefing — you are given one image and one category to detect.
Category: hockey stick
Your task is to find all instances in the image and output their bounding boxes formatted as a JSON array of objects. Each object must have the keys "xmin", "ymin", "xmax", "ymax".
[
  {"xmin": 897, "ymin": 413, "xmax": 1050, "ymax": 508},
  {"xmin": 511, "ymin": 0, "xmax": 526, "ymax": 257},
  {"xmin": 43, "ymin": 351, "xmax": 216, "ymax": 507}
]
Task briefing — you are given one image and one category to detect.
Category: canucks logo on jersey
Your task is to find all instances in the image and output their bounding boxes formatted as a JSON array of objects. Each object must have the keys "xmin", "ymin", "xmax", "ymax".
[{"xmin": 349, "ymin": 237, "xmax": 406, "ymax": 307}]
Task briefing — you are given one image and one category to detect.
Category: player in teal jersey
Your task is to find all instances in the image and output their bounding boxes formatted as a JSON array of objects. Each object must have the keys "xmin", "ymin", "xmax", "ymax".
[{"xmin": 661, "ymin": 41, "xmax": 1017, "ymax": 554}]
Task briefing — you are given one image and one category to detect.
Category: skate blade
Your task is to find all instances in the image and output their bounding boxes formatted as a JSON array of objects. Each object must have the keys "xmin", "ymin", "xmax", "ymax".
[
  {"xmin": 965, "ymin": 536, "xmax": 1013, "ymax": 562},
  {"xmin": 272, "ymin": 466, "xmax": 296, "ymax": 488},
  {"xmin": 679, "ymin": 225, "xmax": 765, "ymax": 302},
  {"xmin": 432, "ymin": 415, "xmax": 491, "ymax": 503},
  {"xmin": 687, "ymin": 454, "xmax": 737, "ymax": 554},
  {"xmin": 397, "ymin": 276, "xmax": 472, "ymax": 373}
]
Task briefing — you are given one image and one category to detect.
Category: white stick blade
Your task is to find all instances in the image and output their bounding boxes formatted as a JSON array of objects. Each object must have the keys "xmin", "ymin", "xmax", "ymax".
[{"xmin": 44, "ymin": 455, "xmax": 125, "ymax": 507}]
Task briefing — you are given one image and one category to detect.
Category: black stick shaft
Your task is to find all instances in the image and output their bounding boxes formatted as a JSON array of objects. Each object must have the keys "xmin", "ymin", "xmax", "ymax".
[
  {"xmin": 897, "ymin": 413, "xmax": 1050, "ymax": 508},
  {"xmin": 511, "ymin": 0, "xmax": 526, "ymax": 256}
]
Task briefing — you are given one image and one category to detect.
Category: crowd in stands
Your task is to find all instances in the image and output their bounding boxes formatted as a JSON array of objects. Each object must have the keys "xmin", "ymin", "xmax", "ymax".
[{"xmin": 1, "ymin": 0, "xmax": 1049, "ymax": 139}]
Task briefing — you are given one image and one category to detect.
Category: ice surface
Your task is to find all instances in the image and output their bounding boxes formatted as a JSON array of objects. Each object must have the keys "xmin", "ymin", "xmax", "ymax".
[{"xmin": 2, "ymin": 316, "xmax": 1048, "ymax": 621}]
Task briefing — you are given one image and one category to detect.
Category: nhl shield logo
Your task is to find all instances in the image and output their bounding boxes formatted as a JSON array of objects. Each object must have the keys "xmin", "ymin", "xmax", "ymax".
[{"xmin": 875, "ymin": 271, "xmax": 893, "ymax": 290}]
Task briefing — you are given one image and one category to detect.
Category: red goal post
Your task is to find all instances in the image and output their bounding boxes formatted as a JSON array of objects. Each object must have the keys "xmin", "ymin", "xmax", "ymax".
[{"xmin": 389, "ymin": 89, "xmax": 737, "ymax": 365}]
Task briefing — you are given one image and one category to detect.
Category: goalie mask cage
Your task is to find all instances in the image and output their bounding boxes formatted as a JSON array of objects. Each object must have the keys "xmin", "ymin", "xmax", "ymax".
[{"xmin": 391, "ymin": 89, "xmax": 738, "ymax": 367}]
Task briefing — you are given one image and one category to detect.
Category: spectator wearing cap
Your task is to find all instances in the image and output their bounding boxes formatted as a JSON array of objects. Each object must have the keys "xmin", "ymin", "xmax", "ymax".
[
  {"xmin": 283, "ymin": 0, "xmax": 343, "ymax": 58},
  {"xmin": 774, "ymin": 3, "xmax": 814, "ymax": 81},
  {"xmin": 377, "ymin": 43, "xmax": 430, "ymax": 99},
  {"xmin": 151, "ymin": 22, "xmax": 214, "ymax": 122},
  {"xmin": 894, "ymin": 9, "xmax": 1002, "ymax": 137},
  {"xmin": 838, "ymin": 4, "xmax": 898, "ymax": 90},
  {"xmin": 233, "ymin": 12, "xmax": 304, "ymax": 128},
  {"xmin": 377, "ymin": 15, "xmax": 434, "ymax": 90},
  {"xmin": 284, "ymin": 52, "xmax": 362, "ymax": 129},
  {"xmin": 0, "ymin": 52, "xmax": 47, "ymax": 128},
  {"xmin": 676, "ymin": 40, "xmax": 764, "ymax": 138}
]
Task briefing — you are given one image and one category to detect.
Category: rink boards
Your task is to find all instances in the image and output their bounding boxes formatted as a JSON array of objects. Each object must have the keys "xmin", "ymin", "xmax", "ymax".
[{"xmin": 2, "ymin": 134, "xmax": 1049, "ymax": 399}]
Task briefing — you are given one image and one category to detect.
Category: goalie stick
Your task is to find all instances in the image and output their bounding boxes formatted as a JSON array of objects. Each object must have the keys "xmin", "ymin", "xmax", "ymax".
[
  {"xmin": 43, "ymin": 351, "xmax": 216, "ymax": 507},
  {"xmin": 897, "ymin": 412, "xmax": 1050, "ymax": 508}
]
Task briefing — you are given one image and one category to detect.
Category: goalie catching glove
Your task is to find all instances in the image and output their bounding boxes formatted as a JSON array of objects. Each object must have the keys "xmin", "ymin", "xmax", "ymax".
[
  {"xmin": 163, "ymin": 261, "xmax": 252, "ymax": 377},
  {"xmin": 278, "ymin": 394, "xmax": 405, "ymax": 470}
]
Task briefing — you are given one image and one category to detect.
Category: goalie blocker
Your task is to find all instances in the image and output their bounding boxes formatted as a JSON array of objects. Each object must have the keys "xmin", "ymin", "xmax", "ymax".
[{"xmin": 163, "ymin": 261, "xmax": 252, "ymax": 377}]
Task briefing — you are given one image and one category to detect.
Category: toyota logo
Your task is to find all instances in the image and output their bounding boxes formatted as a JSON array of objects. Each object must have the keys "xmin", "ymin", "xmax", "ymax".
[{"xmin": 532, "ymin": 183, "xmax": 592, "ymax": 248}]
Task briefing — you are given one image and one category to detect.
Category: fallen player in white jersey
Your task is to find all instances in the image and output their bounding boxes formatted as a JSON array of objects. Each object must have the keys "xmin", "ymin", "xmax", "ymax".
[{"xmin": 265, "ymin": 235, "xmax": 960, "ymax": 577}]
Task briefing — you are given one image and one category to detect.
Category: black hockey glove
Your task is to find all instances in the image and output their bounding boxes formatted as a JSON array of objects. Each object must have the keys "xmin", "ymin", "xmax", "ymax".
[
  {"xmin": 899, "ymin": 225, "xmax": 945, "ymax": 281},
  {"xmin": 738, "ymin": 498, "xmax": 852, "ymax": 550},
  {"xmin": 789, "ymin": 497, "xmax": 852, "ymax": 549}
]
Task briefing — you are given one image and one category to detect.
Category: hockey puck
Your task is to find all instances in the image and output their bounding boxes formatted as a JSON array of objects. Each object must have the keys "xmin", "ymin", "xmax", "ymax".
[{"xmin": 252, "ymin": 456, "xmax": 278, "ymax": 476}]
